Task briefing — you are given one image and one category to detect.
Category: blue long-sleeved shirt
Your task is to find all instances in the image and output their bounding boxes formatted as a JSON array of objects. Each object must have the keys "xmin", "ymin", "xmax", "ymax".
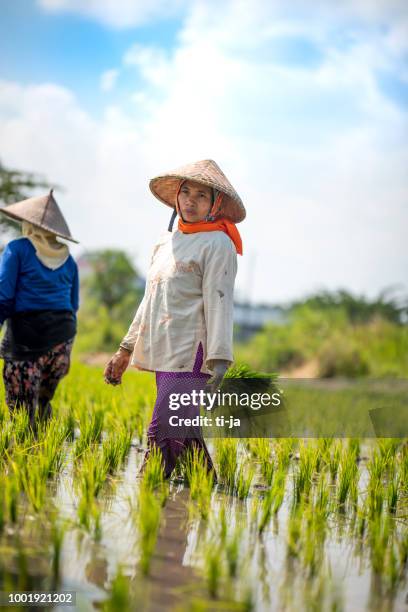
[{"xmin": 0, "ymin": 237, "xmax": 79, "ymax": 325}]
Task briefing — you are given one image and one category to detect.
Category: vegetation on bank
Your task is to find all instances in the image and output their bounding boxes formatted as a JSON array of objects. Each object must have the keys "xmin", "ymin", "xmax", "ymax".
[{"xmin": 235, "ymin": 289, "xmax": 408, "ymax": 378}]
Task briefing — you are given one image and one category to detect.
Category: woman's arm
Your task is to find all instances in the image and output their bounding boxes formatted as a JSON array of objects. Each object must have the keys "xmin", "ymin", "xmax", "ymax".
[
  {"xmin": 70, "ymin": 260, "xmax": 79, "ymax": 313},
  {"xmin": 0, "ymin": 242, "xmax": 20, "ymax": 326},
  {"xmin": 202, "ymin": 236, "xmax": 238, "ymax": 371},
  {"xmin": 104, "ymin": 292, "xmax": 146, "ymax": 385}
]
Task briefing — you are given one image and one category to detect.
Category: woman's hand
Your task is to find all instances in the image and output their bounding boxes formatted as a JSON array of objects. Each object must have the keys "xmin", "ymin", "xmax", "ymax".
[
  {"xmin": 206, "ymin": 360, "xmax": 229, "ymax": 395},
  {"xmin": 104, "ymin": 347, "xmax": 131, "ymax": 385}
]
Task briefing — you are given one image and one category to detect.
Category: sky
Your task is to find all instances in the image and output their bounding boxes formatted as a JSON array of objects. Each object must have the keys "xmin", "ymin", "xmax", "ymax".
[{"xmin": 0, "ymin": 0, "xmax": 407, "ymax": 305}]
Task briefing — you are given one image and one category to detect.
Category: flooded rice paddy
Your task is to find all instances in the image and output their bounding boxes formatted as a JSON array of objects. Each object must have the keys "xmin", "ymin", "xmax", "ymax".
[{"xmin": 0, "ymin": 363, "xmax": 407, "ymax": 611}]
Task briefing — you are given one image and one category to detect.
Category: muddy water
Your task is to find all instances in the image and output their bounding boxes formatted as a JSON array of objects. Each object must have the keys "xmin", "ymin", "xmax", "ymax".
[{"xmin": 1, "ymin": 440, "xmax": 408, "ymax": 611}]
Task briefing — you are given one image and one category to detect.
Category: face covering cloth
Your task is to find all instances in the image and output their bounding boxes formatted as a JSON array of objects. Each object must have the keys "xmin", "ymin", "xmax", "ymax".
[{"xmin": 22, "ymin": 221, "xmax": 70, "ymax": 269}]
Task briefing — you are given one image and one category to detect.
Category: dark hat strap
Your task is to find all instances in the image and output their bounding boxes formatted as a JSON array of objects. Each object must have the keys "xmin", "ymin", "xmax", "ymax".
[{"xmin": 168, "ymin": 207, "xmax": 177, "ymax": 232}]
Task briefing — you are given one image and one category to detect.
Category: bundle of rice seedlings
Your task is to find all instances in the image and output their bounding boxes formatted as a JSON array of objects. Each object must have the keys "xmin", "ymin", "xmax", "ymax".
[{"xmin": 212, "ymin": 363, "xmax": 285, "ymax": 438}]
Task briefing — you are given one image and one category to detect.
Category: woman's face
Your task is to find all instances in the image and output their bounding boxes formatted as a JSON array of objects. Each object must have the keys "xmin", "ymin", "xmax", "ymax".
[{"xmin": 178, "ymin": 180, "xmax": 213, "ymax": 223}]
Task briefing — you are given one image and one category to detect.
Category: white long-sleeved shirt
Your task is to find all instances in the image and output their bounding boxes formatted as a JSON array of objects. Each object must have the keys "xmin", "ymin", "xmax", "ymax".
[{"xmin": 120, "ymin": 228, "xmax": 238, "ymax": 374}]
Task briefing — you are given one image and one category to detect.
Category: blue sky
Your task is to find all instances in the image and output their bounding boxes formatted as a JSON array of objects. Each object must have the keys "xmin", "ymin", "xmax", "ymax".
[
  {"xmin": 0, "ymin": 0, "xmax": 407, "ymax": 304},
  {"xmin": 0, "ymin": 0, "xmax": 181, "ymax": 115}
]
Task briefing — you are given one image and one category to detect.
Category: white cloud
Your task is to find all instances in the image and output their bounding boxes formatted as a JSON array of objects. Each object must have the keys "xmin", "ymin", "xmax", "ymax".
[
  {"xmin": 124, "ymin": 44, "xmax": 171, "ymax": 88},
  {"xmin": 37, "ymin": 0, "xmax": 187, "ymax": 28},
  {"xmin": 2, "ymin": 0, "xmax": 408, "ymax": 303},
  {"xmin": 100, "ymin": 69, "xmax": 119, "ymax": 92},
  {"xmin": 0, "ymin": 80, "xmax": 158, "ymax": 274}
]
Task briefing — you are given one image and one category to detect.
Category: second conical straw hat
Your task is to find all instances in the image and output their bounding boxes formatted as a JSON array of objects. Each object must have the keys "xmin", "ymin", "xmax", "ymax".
[
  {"xmin": 0, "ymin": 189, "xmax": 78, "ymax": 243},
  {"xmin": 149, "ymin": 159, "xmax": 246, "ymax": 223}
]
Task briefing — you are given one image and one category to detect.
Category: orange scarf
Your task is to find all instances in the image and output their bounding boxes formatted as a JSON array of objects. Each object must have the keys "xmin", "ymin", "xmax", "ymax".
[{"xmin": 175, "ymin": 182, "xmax": 243, "ymax": 255}]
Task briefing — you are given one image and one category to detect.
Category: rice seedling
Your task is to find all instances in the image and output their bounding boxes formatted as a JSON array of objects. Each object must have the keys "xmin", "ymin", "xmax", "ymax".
[
  {"xmin": 225, "ymin": 526, "xmax": 240, "ymax": 578},
  {"xmin": 74, "ymin": 447, "xmax": 110, "ymax": 535},
  {"xmin": 356, "ymin": 505, "xmax": 367, "ymax": 540},
  {"xmin": 398, "ymin": 532, "xmax": 408, "ymax": 571},
  {"xmin": 386, "ymin": 474, "xmax": 399, "ymax": 514},
  {"xmin": 103, "ymin": 565, "xmax": 132, "ymax": 612},
  {"xmin": 336, "ymin": 448, "xmax": 358, "ymax": 509},
  {"xmin": 400, "ymin": 449, "xmax": 408, "ymax": 495},
  {"xmin": 328, "ymin": 441, "xmax": 342, "ymax": 481},
  {"xmin": 77, "ymin": 492, "xmax": 101, "ymax": 537},
  {"xmin": 348, "ymin": 438, "xmax": 360, "ymax": 460},
  {"xmin": 78, "ymin": 447, "xmax": 109, "ymax": 499},
  {"xmin": 292, "ymin": 442, "xmax": 316, "ymax": 506},
  {"xmin": 378, "ymin": 438, "xmax": 400, "ymax": 462},
  {"xmin": 302, "ymin": 505, "xmax": 327, "ymax": 578},
  {"xmin": 247, "ymin": 437, "xmax": 269, "ymax": 460},
  {"xmin": 18, "ymin": 455, "xmax": 48, "ymax": 513},
  {"xmin": 50, "ymin": 516, "xmax": 67, "ymax": 585},
  {"xmin": 62, "ymin": 406, "xmax": 76, "ymax": 441},
  {"xmin": 274, "ymin": 439, "xmax": 293, "ymax": 471},
  {"xmin": 271, "ymin": 468, "xmax": 287, "ymax": 515},
  {"xmin": 369, "ymin": 514, "xmax": 391, "ymax": 575},
  {"xmin": 367, "ymin": 479, "xmax": 385, "ymax": 520},
  {"xmin": 184, "ymin": 446, "xmax": 214, "ymax": 519},
  {"xmin": 317, "ymin": 438, "xmax": 333, "ymax": 457},
  {"xmin": 260, "ymin": 460, "xmax": 274, "ymax": 488},
  {"xmin": 0, "ymin": 398, "xmax": 8, "ymax": 425},
  {"xmin": 249, "ymin": 495, "xmax": 260, "ymax": 534},
  {"xmin": 286, "ymin": 506, "xmax": 302, "ymax": 559},
  {"xmin": 10, "ymin": 409, "xmax": 33, "ymax": 447},
  {"xmin": 384, "ymin": 541, "xmax": 400, "ymax": 594},
  {"xmin": 366, "ymin": 451, "xmax": 388, "ymax": 519},
  {"xmin": 218, "ymin": 504, "xmax": 228, "ymax": 545},
  {"xmin": 101, "ymin": 428, "xmax": 131, "ymax": 474},
  {"xmin": 258, "ymin": 487, "xmax": 274, "ymax": 535},
  {"xmin": 235, "ymin": 463, "xmax": 254, "ymax": 499},
  {"xmin": 203, "ymin": 538, "xmax": 223, "ymax": 598},
  {"xmin": 368, "ymin": 448, "xmax": 390, "ymax": 482},
  {"xmin": 0, "ymin": 423, "xmax": 12, "ymax": 463},
  {"xmin": 73, "ymin": 407, "xmax": 104, "ymax": 459},
  {"xmin": 0, "ymin": 474, "xmax": 6, "ymax": 532},
  {"xmin": 215, "ymin": 439, "xmax": 238, "ymax": 492},
  {"xmin": 40, "ymin": 421, "xmax": 69, "ymax": 477},
  {"xmin": 314, "ymin": 473, "xmax": 330, "ymax": 518},
  {"xmin": 6, "ymin": 469, "xmax": 19, "ymax": 524},
  {"xmin": 141, "ymin": 444, "xmax": 165, "ymax": 491},
  {"xmin": 258, "ymin": 466, "xmax": 287, "ymax": 533},
  {"xmin": 249, "ymin": 438, "xmax": 274, "ymax": 485}
]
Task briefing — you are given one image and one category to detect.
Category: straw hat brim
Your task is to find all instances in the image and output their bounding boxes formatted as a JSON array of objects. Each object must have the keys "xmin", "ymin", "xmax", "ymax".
[
  {"xmin": 149, "ymin": 160, "xmax": 246, "ymax": 223},
  {"xmin": 0, "ymin": 208, "xmax": 79, "ymax": 244}
]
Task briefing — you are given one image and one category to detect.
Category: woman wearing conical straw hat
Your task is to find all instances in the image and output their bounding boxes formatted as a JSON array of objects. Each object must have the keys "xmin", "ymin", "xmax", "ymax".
[
  {"xmin": 104, "ymin": 159, "xmax": 245, "ymax": 480},
  {"xmin": 0, "ymin": 190, "xmax": 79, "ymax": 428}
]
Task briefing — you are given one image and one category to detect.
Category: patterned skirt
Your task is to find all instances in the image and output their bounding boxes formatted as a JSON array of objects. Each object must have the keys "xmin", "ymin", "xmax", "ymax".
[
  {"xmin": 2, "ymin": 338, "xmax": 74, "ymax": 427},
  {"xmin": 142, "ymin": 341, "xmax": 216, "ymax": 480}
]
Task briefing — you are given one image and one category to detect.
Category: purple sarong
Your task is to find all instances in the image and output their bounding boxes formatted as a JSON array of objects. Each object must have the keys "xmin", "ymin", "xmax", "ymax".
[{"xmin": 141, "ymin": 342, "xmax": 216, "ymax": 480}]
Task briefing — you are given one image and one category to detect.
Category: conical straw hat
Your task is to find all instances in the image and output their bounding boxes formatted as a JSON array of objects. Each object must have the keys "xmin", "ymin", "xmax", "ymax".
[
  {"xmin": 0, "ymin": 189, "xmax": 78, "ymax": 243},
  {"xmin": 149, "ymin": 159, "xmax": 246, "ymax": 223}
]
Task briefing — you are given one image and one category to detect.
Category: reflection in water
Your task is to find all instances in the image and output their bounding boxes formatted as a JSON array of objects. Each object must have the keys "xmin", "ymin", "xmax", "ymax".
[
  {"xmin": 138, "ymin": 488, "xmax": 199, "ymax": 611},
  {"xmin": 85, "ymin": 553, "xmax": 108, "ymax": 590}
]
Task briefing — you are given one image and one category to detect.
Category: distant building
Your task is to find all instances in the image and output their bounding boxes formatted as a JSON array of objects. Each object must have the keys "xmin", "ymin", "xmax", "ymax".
[{"xmin": 234, "ymin": 301, "xmax": 287, "ymax": 341}]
